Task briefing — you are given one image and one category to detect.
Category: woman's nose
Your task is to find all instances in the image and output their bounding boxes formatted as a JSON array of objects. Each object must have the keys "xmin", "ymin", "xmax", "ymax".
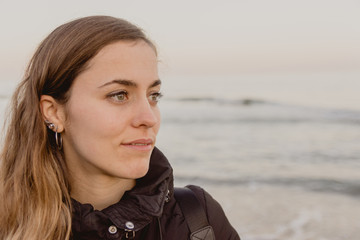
[{"xmin": 131, "ymin": 97, "xmax": 159, "ymax": 128}]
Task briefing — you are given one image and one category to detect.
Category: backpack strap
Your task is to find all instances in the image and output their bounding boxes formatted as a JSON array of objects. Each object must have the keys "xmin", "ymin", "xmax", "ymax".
[{"xmin": 174, "ymin": 187, "xmax": 215, "ymax": 240}]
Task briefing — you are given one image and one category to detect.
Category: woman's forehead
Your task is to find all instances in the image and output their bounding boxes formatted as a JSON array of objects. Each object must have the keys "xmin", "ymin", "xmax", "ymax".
[{"xmin": 71, "ymin": 41, "xmax": 159, "ymax": 90}]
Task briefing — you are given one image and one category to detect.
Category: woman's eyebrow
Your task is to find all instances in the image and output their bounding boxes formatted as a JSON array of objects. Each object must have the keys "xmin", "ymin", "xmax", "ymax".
[
  {"xmin": 150, "ymin": 79, "xmax": 162, "ymax": 88},
  {"xmin": 98, "ymin": 79, "xmax": 161, "ymax": 88},
  {"xmin": 98, "ymin": 79, "xmax": 137, "ymax": 88}
]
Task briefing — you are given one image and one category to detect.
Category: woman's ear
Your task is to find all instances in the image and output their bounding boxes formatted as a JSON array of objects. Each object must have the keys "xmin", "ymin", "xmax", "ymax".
[{"xmin": 40, "ymin": 95, "xmax": 66, "ymax": 132}]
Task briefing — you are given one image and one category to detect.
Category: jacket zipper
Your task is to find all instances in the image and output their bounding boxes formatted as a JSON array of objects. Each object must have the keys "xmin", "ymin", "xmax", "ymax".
[{"xmin": 124, "ymin": 228, "xmax": 135, "ymax": 239}]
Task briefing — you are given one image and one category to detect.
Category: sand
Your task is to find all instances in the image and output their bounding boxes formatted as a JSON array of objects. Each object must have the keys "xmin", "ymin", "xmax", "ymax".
[{"xmin": 203, "ymin": 184, "xmax": 360, "ymax": 240}]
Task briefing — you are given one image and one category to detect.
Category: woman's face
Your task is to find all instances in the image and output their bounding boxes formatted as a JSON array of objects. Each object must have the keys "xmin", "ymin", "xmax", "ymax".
[{"xmin": 61, "ymin": 40, "xmax": 161, "ymax": 181}]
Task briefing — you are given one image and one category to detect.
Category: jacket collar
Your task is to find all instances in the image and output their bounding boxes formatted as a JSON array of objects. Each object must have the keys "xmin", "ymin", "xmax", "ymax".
[{"xmin": 71, "ymin": 147, "xmax": 173, "ymax": 235}]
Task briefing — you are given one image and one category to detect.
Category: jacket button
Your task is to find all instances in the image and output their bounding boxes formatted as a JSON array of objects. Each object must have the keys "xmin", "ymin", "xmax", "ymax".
[
  {"xmin": 125, "ymin": 221, "xmax": 135, "ymax": 230},
  {"xmin": 108, "ymin": 225, "xmax": 118, "ymax": 234}
]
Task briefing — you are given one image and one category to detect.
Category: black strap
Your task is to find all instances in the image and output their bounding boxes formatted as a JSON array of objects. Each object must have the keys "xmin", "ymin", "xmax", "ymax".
[{"xmin": 174, "ymin": 187, "xmax": 215, "ymax": 240}]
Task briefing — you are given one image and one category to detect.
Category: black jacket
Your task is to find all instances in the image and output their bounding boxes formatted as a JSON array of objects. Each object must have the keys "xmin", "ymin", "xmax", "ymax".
[{"xmin": 71, "ymin": 148, "xmax": 240, "ymax": 240}]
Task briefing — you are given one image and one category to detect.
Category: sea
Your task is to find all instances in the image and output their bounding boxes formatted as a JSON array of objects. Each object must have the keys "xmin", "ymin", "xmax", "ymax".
[{"xmin": 1, "ymin": 72, "xmax": 360, "ymax": 240}]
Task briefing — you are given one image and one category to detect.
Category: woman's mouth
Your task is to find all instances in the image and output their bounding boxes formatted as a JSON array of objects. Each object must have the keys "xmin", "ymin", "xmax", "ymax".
[{"xmin": 122, "ymin": 139, "xmax": 153, "ymax": 151}]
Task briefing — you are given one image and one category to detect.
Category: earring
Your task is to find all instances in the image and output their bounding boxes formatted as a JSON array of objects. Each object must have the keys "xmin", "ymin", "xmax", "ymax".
[
  {"xmin": 45, "ymin": 120, "xmax": 55, "ymax": 130},
  {"xmin": 55, "ymin": 126, "xmax": 63, "ymax": 150},
  {"xmin": 45, "ymin": 120, "xmax": 62, "ymax": 150}
]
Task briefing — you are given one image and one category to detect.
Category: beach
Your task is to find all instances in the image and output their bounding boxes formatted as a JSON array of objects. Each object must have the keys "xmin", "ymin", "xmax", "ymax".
[
  {"xmin": 155, "ymin": 73, "xmax": 360, "ymax": 240},
  {"xmin": 1, "ymin": 73, "xmax": 360, "ymax": 240}
]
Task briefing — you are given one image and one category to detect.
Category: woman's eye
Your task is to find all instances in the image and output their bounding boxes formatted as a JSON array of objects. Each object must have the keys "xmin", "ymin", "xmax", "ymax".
[
  {"xmin": 108, "ymin": 91, "xmax": 128, "ymax": 102},
  {"xmin": 149, "ymin": 92, "xmax": 163, "ymax": 102}
]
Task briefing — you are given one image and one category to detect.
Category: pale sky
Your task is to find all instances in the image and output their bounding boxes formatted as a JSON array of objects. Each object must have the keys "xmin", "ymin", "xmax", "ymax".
[{"xmin": 0, "ymin": 0, "xmax": 359, "ymax": 109}]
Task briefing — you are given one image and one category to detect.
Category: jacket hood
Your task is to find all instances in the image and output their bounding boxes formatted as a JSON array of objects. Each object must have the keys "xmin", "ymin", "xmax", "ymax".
[{"xmin": 71, "ymin": 147, "xmax": 174, "ymax": 236}]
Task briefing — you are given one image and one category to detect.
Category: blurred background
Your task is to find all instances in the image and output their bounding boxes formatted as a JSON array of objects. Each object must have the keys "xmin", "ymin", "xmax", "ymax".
[{"xmin": 1, "ymin": 1, "xmax": 359, "ymax": 239}]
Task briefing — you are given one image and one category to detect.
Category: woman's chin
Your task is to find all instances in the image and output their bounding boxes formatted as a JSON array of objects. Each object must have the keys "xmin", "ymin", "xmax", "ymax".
[
  {"xmin": 124, "ymin": 162, "xmax": 150, "ymax": 180},
  {"xmin": 134, "ymin": 166, "xmax": 150, "ymax": 179}
]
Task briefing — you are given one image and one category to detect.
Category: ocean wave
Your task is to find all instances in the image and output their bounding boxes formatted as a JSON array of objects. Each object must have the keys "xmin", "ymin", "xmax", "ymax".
[
  {"xmin": 0, "ymin": 95, "xmax": 9, "ymax": 100},
  {"xmin": 161, "ymin": 98, "xmax": 360, "ymax": 125},
  {"xmin": 175, "ymin": 175, "xmax": 360, "ymax": 198},
  {"xmin": 165, "ymin": 97, "xmax": 360, "ymax": 115},
  {"xmin": 167, "ymin": 97, "xmax": 267, "ymax": 106},
  {"xmin": 162, "ymin": 117, "xmax": 360, "ymax": 125}
]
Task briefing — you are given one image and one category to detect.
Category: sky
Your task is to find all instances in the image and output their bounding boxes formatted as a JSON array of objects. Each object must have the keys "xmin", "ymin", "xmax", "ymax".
[{"xmin": 0, "ymin": 0, "xmax": 359, "ymax": 109}]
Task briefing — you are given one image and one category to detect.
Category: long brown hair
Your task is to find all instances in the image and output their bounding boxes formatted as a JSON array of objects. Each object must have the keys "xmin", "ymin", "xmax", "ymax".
[{"xmin": 0, "ymin": 16, "xmax": 156, "ymax": 240}]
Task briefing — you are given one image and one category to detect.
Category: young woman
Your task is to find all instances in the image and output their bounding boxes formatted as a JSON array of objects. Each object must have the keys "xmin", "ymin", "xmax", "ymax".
[{"xmin": 0, "ymin": 16, "xmax": 240, "ymax": 240}]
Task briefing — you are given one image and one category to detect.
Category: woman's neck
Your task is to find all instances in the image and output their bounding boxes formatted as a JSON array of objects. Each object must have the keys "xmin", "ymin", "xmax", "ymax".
[{"xmin": 70, "ymin": 174, "xmax": 136, "ymax": 210}]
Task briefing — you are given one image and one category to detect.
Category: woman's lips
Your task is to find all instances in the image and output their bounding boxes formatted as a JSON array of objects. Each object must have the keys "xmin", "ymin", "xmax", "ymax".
[{"xmin": 121, "ymin": 139, "xmax": 153, "ymax": 151}]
